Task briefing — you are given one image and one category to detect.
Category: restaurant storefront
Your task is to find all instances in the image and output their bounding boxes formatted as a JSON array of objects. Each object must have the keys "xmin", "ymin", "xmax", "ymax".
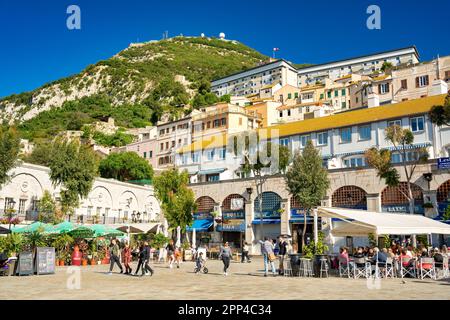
[
  {"xmin": 218, "ymin": 194, "xmax": 246, "ymax": 248},
  {"xmin": 381, "ymin": 182, "xmax": 424, "ymax": 214},
  {"xmin": 252, "ymin": 192, "xmax": 282, "ymax": 241}
]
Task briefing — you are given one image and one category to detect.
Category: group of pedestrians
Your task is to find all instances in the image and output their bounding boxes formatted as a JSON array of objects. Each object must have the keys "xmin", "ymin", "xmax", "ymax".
[
  {"xmin": 107, "ymin": 237, "xmax": 293, "ymax": 278},
  {"xmin": 107, "ymin": 239, "xmax": 154, "ymax": 277}
]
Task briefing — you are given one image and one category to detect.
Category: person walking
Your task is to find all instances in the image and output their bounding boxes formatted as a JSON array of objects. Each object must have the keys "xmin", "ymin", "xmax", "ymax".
[
  {"xmin": 259, "ymin": 237, "xmax": 276, "ymax": 277},
  {"xmin": 278, "ymin": 238, "xmax": 287, "ymax": 275},
  {"xmin": 134, "ymin": 242, "xmax": 144, "ymax": 276},
  {"xmin": 141, "ymin": 241, "xmax": 154, "ymax": 277},
  {"xmin": 122, "ymin": 241, "xmax": 132, "ymax": 274},
  {"xmin": 166, "ymin": 239, "xmax": 176, "ymax": 269},
  {"xmin": 219, "ymin": 242, "xmax": 232, "ymax": 276},
  {"xmin": 107, "ymin": 239, "xmax": 123, "ymax": 275},
  {"xmin": 241, "ymin": 241, "xmax": 251, "ymax": 263}
]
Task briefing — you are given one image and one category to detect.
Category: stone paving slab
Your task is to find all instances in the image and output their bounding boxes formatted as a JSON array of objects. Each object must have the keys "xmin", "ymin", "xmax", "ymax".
[{"xmin": 0, "ymin": 258, "xmax": 449, "ymax": 300}]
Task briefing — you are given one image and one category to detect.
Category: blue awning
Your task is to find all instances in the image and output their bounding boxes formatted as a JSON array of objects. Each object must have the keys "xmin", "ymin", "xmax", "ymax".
[
  {"xmin": 186, "ymin": 219, "xmax": 214, "ymax": 232},
  {"xmin": 252, "ymin": 219, "xmax": 281, "ymax": 225},
  {"xmin": 197, "ymin": 168, "xmax": 226, "ymax": 175}
]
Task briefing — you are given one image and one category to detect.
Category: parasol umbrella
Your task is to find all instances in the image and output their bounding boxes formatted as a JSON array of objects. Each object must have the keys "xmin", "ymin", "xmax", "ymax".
[
  {"xmin": 89, "ymin": 224, "xmax": 125, "ymax": 237},
  {"xmin": 116, "ymin": 225, "xmax": 145, "ymax": 234},
  {"xmin": 192, "ymin": 228, "xmax": 196, "ymax": 249},
  {"xmin": 12, "ymin": 222, "xmax": 54, "ymax": 234},
  {"xmin": 0, "ymin": 226, "xmax": 11, "ymax": 234},
  {"xmin": 46, "ymin": 221, "xmax": 76, "ymax": 235},
  {"xmin": 176, "ymin": 226, "xmax": 181, "ymax": 248},
  {"xmin": 68, "ymin": 226, "xmax": 95, "ymax": 239}
]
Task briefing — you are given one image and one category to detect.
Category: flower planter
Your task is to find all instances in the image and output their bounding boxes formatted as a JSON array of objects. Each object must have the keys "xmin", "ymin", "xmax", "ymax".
[
  {"xmin": 59, "ymin": 260, "xmax": 65, "ymax": 266},
  {"xmin": 81, "ymin": 259, "xmax": 88, "ymax": 266},
  {"xmin": 90, "ymin": 259, "xmax": 96, "ymax": 266}
]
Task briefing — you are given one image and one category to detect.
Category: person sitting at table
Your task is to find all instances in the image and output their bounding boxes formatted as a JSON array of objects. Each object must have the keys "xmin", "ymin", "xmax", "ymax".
[
  {"xmin": 353, "ymin": 247, "xmax": 366, "ymax": 267},
  {"xmin": 406, "ymin": 246, "xmax": 415, "ymax": 258},
  {"xmin": 367, "ymin": 248, "xmax": 375, "ymax": 260},
  {"xmin": 432, "ymin": 248, "xmax": 443, "ymax": 265},
  {"xmin": 338, "ymin": 247, "xmax": 350, "ymax": 265},
  {"xmin": 387, "ymin": 248, "xmax": 396, "ymax": 259},
  {"xmin": 399, "ymin": 248, "xmax": 413, "ymax": 267}
]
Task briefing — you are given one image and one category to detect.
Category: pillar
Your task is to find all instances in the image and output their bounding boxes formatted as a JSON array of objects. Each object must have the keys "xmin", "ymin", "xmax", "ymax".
[
  {"xmin": 280, "ymin": 198, "xmax": 291, "ymax": 236},
  {"xmin": 423, "ymin": 190, "xmax": 439, "ymax": 218},
  {"xmin": 321, "ymin": 195, "xmax": 331, "ymax": 207},
  {"xmin": 244, "ymin": 199, "xmax": 255, "ymax": 253},
  {"xmin": 367, "ymin": 193, "xmax": 381, "ymax": 212}
]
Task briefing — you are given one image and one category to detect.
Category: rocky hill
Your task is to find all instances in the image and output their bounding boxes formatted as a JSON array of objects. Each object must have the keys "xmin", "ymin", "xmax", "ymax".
[{"xmin": 0, "ymin": 37, "xmax": 269, "ymax": 139}]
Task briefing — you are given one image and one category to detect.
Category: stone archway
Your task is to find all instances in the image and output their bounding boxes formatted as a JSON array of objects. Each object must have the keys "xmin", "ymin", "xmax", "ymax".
[
  {"xmin": 381, "ymin": 182, "xmax": 424, "ymax": 214},
  {"xmin": 332, "ymin": 185, "xmax": 368, "ymax": 210},
  {"xmin": 437, "ymin": 179, "xmax": 450, "ymax": 215}
]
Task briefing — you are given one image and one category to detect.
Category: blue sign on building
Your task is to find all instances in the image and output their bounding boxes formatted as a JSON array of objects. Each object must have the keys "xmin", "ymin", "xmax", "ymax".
[
  {"xmin": 222, "ymin": 211, "xmax": 245, "ymax": 219},
  {"xmin": 254, "ymin": 210, "xmax": 281, "ymax": 219},
  {"xmin": 438, "ymin": 157, "xmax": 450, "ymax": 170}
]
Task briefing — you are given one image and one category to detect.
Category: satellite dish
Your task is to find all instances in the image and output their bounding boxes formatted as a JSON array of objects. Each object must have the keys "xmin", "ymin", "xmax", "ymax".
[{"xmin": 219, "ymin": 32, "xmax": 225, "ymax": 39}]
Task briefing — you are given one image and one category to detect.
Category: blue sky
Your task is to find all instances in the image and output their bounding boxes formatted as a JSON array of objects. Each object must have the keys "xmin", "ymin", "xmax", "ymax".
[{"xmin": 1, "ymin": 0, "xmax": 449, "ymax": 98}]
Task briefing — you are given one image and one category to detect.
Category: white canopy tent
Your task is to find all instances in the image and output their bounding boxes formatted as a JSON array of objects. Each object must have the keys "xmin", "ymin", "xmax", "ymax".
[{"xmin": 316, "ymin": 207, "xmax": 450, "ymax": 237}]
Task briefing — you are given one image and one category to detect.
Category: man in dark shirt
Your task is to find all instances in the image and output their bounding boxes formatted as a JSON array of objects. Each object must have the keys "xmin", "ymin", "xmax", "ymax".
[
  {"xmin": 278, "ymin": 238, "xmax": 287, "ymax": 275},
  {"xmin": 141, "ymin": 241, "xmax": 154, "ymax": 277}
]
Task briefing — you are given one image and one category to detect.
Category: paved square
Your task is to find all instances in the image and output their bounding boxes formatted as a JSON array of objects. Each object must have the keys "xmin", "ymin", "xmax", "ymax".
[{"xmin": 1, "ymin": 258, "xmax": 449, "ymax": 300}]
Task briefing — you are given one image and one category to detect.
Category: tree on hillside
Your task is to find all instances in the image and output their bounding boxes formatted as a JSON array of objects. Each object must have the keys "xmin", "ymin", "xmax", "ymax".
[
  {"xmin": 231, "ymin": 133, "xmax": 290, "ymax": 238},
  {"xmin": 48, "ymin": 138, "xmax": 98, "ymax": 220},
  {"xmin": 366, "ymin": 125, "xmax": 428, "ymax": 216},
  {"xmin": 0, "ymin": 127, "xmax": 21, "ymax": 187},
  {"xmin": 429, "ymin": 93, "xmax": 450, "ymax": 126},
  {"xmin": 285, "ymin": 140, "xmax": 330, "ymax": 251},
  {"xmin": 99, "ymin": 152, "xmax": 154, "ymax": 182},
  {"xmin": 22, "ymin": 142, "xmax": 53, "ymax": 166},
  {"xmin": 153, "ymin": 169, "xmax": 197, "ymax": 241}
]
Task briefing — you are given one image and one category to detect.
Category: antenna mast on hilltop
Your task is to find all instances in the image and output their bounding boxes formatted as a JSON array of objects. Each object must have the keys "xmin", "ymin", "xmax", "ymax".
[{"xmin": 162, "ymin": 30, "xmax": 169, "ymax": 40}]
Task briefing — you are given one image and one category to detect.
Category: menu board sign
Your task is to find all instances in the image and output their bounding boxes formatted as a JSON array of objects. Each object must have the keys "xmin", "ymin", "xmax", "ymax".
[
  {"xmin": 17, "ymin": 251, "xmax": 34, "ymax": 276},
  {"xmin": 35, "ymin": 247, "xmax": 55, "ymax": 275}
]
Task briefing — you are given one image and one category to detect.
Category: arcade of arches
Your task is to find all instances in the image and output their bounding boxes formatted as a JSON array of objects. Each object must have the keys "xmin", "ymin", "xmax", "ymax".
[{"xmin": 188, "ymin": 166, "xmax": 450, "ymax": 254}]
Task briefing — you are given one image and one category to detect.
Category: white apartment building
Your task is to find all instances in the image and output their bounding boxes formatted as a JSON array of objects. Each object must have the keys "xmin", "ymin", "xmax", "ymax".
[
  {"xmin": 297, "ymin": 46, "xmax": 420, "ymax": 86},
  {"xmin": 211, "ymin": 59, "xmax": 298, "ymax": 97}
]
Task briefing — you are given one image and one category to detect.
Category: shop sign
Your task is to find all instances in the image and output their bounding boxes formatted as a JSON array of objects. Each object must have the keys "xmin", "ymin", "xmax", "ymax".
[
  {"xmin": 254, "ymin": 210, "xmax": 280, "ymax": 219},
  {"xmin": 223, "ymin": 211, "xmax": 245, "ymax": 219},
  {"xmin": 193, "ymin": 212, "xmax": 214, "ymax": 220},
  {"xmin": 381, "ymin": 204, "xmax": 424, "ymax": 214},
  {"xmin": 438, "ymin": 157, "xmax": 450, "ymax": 170}
]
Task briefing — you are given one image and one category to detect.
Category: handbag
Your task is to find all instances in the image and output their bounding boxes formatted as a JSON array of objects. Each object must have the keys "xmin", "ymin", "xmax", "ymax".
[{"xmin": 269, "ymin": 253, "xmax": 276, "ymax": 262}]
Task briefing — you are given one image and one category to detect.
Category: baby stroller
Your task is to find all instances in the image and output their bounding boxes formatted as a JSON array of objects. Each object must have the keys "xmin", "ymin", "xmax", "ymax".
[{"xmin": 194, "ymin": 258, "xmax": 208, "ymax": 274}]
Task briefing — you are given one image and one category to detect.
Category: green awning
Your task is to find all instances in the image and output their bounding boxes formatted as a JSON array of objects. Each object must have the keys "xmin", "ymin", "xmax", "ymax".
[{"xmin": 68, "ymin": 226, "xmax": 95, "ymax": 238}]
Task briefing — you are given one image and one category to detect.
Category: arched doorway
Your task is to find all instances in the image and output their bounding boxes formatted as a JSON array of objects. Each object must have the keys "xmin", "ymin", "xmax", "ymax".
[
  {"xmin": 332, "ymin": 186, "xmax": 368, "ymax": 210},
  {"xmin": 253, "ymin": 192, "xmax": 282, "ymax": 244},
  {"xmin": 381, "ymin": 182, "xmax": 424, "ymax": 214},
  {"xmin": 220, "ymin": 194, "xmax": 246, "ymax": 248},
  {"xmin": 188, "ymin": 196, "xmax": 216, "ymax": 245},
  {"xmin": 437, "ymin": 180, "xmax": 450, "ymax": 216}
]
